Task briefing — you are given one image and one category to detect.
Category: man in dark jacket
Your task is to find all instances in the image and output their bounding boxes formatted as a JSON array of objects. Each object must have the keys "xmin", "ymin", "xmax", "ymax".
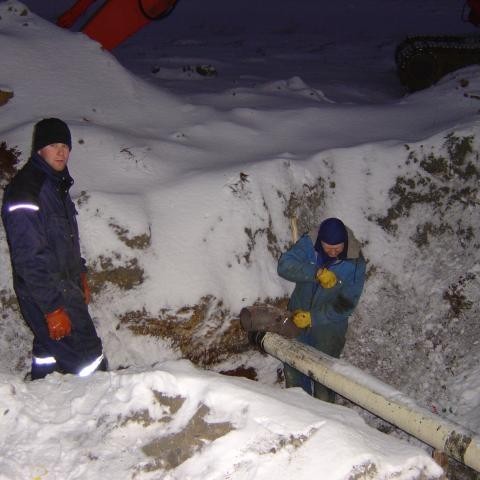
[
  {"xmin": 277, "ymin": 217, "xmax": 366, "ymax": 402},
  {"xmin": 2, "ymin": 118, "xmax": 106, "ymax": 380}
]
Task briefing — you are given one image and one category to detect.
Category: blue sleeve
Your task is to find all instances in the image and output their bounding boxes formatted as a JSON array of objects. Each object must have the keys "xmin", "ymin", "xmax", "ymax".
[
  {"xmin": 324, "ymin": 256, "xmax": 366, "ymax": 323},
  {"xmin": 70, "ymin": 200, "xmax": 87, "ymax": 275},
  {"xmin": 277, "ymin": 235, "xmax": 318, "ymax": 283},
  {"xmin": 4, "ymin": 208, "xmax": 64, "ymax": 314}
]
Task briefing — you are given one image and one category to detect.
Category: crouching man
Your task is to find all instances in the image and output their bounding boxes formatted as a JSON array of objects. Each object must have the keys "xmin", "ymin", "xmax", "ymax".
[{"xmin": 2, "ymin": 118, "xmax": 106, "ymax": 379}]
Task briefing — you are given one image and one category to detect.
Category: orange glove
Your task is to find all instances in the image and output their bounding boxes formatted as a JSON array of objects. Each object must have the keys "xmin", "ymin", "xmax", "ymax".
[
  {"xmin": 81, "ymin": 272, "xmax": 91, "ymax": 305},
  {"xmin": 45, "ymin": 307, "xmax": 72, "ymax": 340}
]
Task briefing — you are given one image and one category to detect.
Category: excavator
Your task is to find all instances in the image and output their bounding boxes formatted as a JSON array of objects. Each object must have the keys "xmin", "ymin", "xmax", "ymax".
[
  {"xmin": 56, "ymin": 0, "xmax": 180, "ymax": 51},
  {"xmin": 396, "ymin": 0, "xmax": 480, "ymax": 91},
  {"xmin": 57, "ymin": 0, "xmax": 480, "ymax": 92}
]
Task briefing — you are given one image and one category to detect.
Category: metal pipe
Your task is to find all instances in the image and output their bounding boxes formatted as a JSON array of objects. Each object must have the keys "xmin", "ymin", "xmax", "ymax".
[{"xmin": 250, "ymin": 331, "xmax": 480, "ymax": 473}]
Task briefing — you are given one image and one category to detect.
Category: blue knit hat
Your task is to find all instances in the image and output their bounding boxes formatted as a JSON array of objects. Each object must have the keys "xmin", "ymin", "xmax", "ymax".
[
  {"xmin": 314, "ymin": 218, "xmax": 348, "ymax": 264},
  {"xmin": 317, "ymin": 218, "xmax": 347, "ymax": 244}
]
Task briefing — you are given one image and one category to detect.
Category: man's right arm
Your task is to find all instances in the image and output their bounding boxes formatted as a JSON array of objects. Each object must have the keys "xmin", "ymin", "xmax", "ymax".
[
  {"xmin": 3, "ymin": 207, "xmax": 64, "ymax": 314},
  {"xmin": 277, "ymin": 235, "xmax": 318, "ymax": 283}
]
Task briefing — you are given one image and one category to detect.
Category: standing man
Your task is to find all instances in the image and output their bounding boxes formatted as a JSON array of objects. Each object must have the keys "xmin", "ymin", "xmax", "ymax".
[
  {"xmin": 2, "ymin": 118, "xmax": 106, "ymax": 380},
  {"xmin": 277, "ymin": 217, "xmax": 366, "ymax": 402}
]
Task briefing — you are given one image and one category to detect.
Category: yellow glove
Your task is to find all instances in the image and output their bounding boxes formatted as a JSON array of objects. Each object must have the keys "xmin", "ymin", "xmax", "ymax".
[
  {"xmin": 292, "ymin": 310, "xmax": 312, "ymax": 328},
  {"xmin": 316, "ymin": 268, "xmax": 337, "ymax": 288}
]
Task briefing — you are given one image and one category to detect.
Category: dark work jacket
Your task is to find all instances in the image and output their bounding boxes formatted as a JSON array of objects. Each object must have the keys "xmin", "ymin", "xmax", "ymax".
[{"xmin": 2, "ymin": 153, "xmax": 86, "ymax": 314}]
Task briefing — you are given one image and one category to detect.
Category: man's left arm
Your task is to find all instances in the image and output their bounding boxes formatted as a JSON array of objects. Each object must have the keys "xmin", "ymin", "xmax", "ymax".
[{"xmin": 325, "ymin": 257, "xmax": 366, "ymax": 322}]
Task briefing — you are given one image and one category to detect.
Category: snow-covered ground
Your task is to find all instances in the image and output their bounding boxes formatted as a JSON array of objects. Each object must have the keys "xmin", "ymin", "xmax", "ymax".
[{"xmin": 0, "ymin": 0, "xmax": 479, "ymax": 478}]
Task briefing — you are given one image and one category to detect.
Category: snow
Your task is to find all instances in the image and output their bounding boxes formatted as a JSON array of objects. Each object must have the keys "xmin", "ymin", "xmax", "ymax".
[
  {"xmin": 0, "ymin": 360, "xmax": 446, "ymax": 480},
  {"xmin": 0, "ymin": 0, "xmax": 479, "ymax": 478}
]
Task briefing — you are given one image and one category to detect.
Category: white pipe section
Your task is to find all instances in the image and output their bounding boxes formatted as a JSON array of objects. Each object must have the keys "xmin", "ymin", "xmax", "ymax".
[{"xmin": 254, "ymin": 331, "xmax": 480, "ymax": 473}]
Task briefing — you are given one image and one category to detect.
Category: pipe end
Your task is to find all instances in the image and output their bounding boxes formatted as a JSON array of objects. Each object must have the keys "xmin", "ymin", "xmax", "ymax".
[{"xmin": 248, "ymin": 331, "xmax": 267, "ymax": 352}]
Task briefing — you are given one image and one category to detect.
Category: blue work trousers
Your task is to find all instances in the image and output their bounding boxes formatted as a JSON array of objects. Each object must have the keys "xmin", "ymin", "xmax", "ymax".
[
  {"xmin": 284, "ymin": 321, "xmax": 347, "ymax": 402},
  {"xmin": 16, "ymin": 280, "xmax": 104, "ymax": 379}
]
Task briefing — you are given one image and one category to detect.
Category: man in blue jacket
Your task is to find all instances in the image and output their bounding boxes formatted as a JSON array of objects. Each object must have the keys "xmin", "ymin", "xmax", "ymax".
[
  {"xmin": 277, "ymin": 217, "xmax": 366, "ymax": 402},
  {"xmin": 2, "ymin": 118, "xmax": 106, "ymax": 380}
]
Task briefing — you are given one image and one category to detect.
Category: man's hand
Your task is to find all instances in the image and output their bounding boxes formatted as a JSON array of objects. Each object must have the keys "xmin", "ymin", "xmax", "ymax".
[
  {"xmin": 316, "ymin": 268, "xmax": 337, "ymax": 288},
  {"xmin": 81, "ymin": 272, "xmax": 91, "ymax": 305},
  {"xmin": 292, "ymin": 310, "xmax": 312, "ymax": 328},
  {"xmin": 45, "ymin": 307, "xmax": 72, "ymax": 340}
]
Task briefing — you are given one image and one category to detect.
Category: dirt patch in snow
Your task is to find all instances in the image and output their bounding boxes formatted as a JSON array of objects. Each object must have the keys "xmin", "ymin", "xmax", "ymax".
[
  {"xmin": 118, "ymin": 295, "xmax": 250, "ymax": 366},
  {"xmin": 141, "ymin": 403, "xmax": 234, "ymax": 472},
  {"xmin": 0, "ymin": 141, "xmax": 21, "ymax": 185}
]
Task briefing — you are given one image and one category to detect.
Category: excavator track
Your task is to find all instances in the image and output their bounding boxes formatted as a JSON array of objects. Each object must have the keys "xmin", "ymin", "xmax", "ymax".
[{"xmin": 395, "ymin": 34, "xmax": 480, "ymax": 92}]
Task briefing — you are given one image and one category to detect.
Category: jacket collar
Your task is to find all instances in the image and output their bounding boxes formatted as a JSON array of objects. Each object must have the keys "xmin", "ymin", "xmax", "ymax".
[{"xmin": 31, "ymin": 152, "xmax": 74, "ymax": 190}]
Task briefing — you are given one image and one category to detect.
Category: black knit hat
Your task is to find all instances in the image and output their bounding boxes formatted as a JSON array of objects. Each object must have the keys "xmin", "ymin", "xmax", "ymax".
[{"xmin": 33, "ymin": 118, "xmax": 72, "ymax": 152}]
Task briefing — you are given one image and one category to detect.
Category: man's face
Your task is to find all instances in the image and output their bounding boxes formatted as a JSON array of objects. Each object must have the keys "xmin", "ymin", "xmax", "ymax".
[
  {"xmin": 321, "ymin": 241, "xmax": 345, "ymax": 258},
  {"xmin": 38, "ymin": 143, "xmax": 70, "ymax": 172}
]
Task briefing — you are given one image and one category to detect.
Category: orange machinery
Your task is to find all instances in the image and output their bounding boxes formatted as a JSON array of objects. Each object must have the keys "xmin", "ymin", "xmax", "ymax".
[{"xmin": 57, "ymin": 0, "xmax": 179, "ymax": 50}]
